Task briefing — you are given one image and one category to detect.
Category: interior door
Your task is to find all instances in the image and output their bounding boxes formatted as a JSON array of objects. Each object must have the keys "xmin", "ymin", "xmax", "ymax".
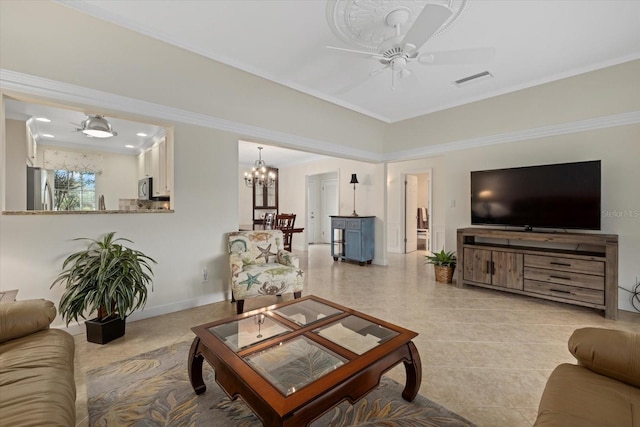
[
  {"xmin": 405, "ymin": 175, "xmax": 418, "ymax": 253},
  {"xmin": 307, "ymin": 177, "xmax": 317, "ymax": 244},
  {"xmin": 323, "ymin": 179, "xmax": 338, "ymax": 243}
]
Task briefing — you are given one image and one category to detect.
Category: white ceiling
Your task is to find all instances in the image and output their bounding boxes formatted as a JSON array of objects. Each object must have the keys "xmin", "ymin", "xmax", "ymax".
[
  {"xmin": 5, "ymin": 99, "xmax": 165, "ymax": 155},
  {"xmin": 4, "ymin": 98, "xmax": 324, "ymax": 165},
  {"xmin": 239, "ymin": 141, "xmax": 329, "ymax": 168},
  {"xmin": 58, "ymin": 0, "xmax": 640, "ymax": 123}
]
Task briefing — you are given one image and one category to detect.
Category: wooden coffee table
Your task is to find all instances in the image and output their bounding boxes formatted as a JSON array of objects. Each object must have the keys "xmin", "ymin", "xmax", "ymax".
[{"xmin": 188, "ymin": 295, "xmax": 421, "ymax": 427}]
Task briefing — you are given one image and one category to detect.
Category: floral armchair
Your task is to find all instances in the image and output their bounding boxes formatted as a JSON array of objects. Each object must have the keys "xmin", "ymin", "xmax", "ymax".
[{"xmin": 227, "ymin": 230, "xmax": 304, "ymax": 314}]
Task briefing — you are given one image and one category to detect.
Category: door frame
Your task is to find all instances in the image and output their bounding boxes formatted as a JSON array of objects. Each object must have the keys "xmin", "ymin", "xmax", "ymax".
[
  {"xmin": 305, "ymin": 171, "xmax": 339, "ymax": 245},
  {"xmin": 401, "ymin": 169, "xmax": 432, "ymax": 254}
]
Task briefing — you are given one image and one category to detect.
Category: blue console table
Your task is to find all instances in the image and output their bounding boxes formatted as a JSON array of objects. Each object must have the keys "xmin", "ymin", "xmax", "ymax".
[{"xmin": 330, "ymin": 216, "xmax": 375, "ymax": 265}]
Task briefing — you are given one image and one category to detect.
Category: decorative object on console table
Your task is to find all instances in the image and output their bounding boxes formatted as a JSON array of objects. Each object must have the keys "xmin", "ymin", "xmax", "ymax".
[
  {"xmin": 425, "ymin": 249, "xmax": 457, "ymax": 284},
  {"xmin": 350, "ymin": 174, "xmax": 359, "ymax": 216},
  {"xmin": 51, "ymin": 231, "xmax": 156, "ymax": 344},
  {"xmin": 330, "ymin": 215, "xmax": 375, "ymax": 266},
  {"xmin": 457, "ymin": 228, "xmax": 619, "ymax": 319}
]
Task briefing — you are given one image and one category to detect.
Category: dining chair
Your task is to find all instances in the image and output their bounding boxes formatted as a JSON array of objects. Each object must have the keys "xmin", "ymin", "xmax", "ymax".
[
  {"xmin": 275, "ymin": 213, "xmax": 296, "ymax": 251},
  {"xmin": 263, "ymin": 213, "xmax": 275, "ymax": 230}
]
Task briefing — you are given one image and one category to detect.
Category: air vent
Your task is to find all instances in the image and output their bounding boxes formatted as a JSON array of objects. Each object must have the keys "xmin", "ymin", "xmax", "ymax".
[{"xmin": 454, "ymin": 71, "xmax": 493, "ymax": 87}]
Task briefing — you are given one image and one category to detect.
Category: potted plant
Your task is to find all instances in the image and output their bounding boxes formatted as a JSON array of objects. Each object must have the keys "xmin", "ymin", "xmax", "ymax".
[
  {"xmin": 425, "ymin": 249, "xmax": 457, "ymax": 284},
  {"xmin": 51, "ymin": 232, "xmax": 156, "ymax": 344}
]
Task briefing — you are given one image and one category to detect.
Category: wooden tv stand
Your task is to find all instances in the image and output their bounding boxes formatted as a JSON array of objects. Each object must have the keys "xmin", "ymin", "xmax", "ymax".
[{"xmin": 457, "ymin": 228, "xmax": 618, "ymax": 319}]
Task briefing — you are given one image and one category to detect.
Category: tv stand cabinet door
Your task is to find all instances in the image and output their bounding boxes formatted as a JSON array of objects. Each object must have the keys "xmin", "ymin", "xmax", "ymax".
[
  {"xmin": 492, "ymin": 252, "xmax": 524, "ymax": 290},
  {"xmin": 463, "ymin": 248, "xmax": 492, "ymax": 284}
]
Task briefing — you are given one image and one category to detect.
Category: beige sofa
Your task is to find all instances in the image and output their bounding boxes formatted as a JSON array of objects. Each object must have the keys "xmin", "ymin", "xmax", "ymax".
[
  {"xmin": 0, "ymin": 299, "xmax": 76, "ymax": 426},
  {"xmin": 535, "ymin": 327, "xmax": 640, "ymax": 427}
]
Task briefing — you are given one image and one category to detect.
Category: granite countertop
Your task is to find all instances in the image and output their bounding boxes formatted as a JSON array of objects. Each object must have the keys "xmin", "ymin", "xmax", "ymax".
[{"xmin": 2, "ymin": 209, "xmax": 174, "ymax": 215}]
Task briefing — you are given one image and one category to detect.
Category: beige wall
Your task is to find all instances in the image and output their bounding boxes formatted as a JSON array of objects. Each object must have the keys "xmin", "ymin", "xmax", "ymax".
[
  {"xmin": 440, "ymin": 124, "xmax": 640, "ymax": 313},
  {"xmin": 4, "ymin": 119, "xmax": 26, "ymax": 210},
  {"xmin": 385, "ymin": 60, "xmax": 640, "ymax": 153},
  {"xmin": 1, "ymin": 123, "xmax": 240, "ymax": 330},
  {"xmin": 1, "ymin": 0, "xmax": 638, "ymax": 325},
  {"xmin": 238, "ymin": 168, "xmax": 254, "ymax": 226}
]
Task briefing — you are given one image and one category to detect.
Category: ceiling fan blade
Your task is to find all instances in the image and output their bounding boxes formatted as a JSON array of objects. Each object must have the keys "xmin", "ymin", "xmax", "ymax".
[
  {"xmin": 325, "ymin": 45, "xmax": 385, "ymax": 59},
  {"xmin": 334, "ymin": 66, "xmax": 388, "ymax": 95},
  {"xmin": 418, "ymin": 47, "xmax": 495, "ymax": 65},
  {"xmin": 402, "ymin": 4, "xmax": 453, "ymax": 51}
]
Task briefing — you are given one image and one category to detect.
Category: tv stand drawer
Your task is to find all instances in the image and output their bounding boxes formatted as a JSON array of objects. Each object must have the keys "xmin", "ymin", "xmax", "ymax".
[
  {"xmin": 524, "ymin": 254, "xmax": 604, "ymax": 276},
  {"xmin": 524, "ymin": 267, "xmax": 604, "ymax": 290},
  {"xmin": 524, "ymin": 280, "xmax": 604, "ymax": 305}
]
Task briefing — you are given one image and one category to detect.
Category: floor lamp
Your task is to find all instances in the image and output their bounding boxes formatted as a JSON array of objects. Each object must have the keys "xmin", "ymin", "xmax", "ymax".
[{"xmin": 350, "ymin": 174, "xmax": 359, "ymax": 217}]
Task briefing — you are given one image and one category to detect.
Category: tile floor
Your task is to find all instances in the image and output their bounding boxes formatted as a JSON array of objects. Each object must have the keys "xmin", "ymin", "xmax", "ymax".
[{"xmin": 73, "ymin": 244, "xmax": 640, "ymax": 427}]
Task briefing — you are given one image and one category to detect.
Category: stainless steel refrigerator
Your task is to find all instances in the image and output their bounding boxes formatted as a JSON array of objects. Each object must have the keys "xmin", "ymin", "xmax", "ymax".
[{"xmin": 27, "ymin": 166, "xmax": 53, "ymax": 210}]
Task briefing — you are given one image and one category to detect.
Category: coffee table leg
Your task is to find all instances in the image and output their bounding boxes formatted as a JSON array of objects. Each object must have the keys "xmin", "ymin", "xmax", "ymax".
[
  {"xmin": 402, "ymin": 341, "xmax": 422, "ymax": 402},
  {"xmin": 188, "ymin": 337, "xmax": 207, "ymax": 395}
]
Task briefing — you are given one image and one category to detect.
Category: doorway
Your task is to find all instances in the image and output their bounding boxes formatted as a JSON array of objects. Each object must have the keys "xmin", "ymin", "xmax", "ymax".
[
  {"xmin": 404, "ymin": 171, "xmax": 431, "ymax": 253},
  {"xmin": 307, "ymin": 172, "xmax": 338, "ymax": 244}
]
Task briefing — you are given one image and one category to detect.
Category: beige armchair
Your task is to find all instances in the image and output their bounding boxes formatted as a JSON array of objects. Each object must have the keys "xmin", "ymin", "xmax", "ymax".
[{"xmin": 227, "ymin": 230, "xmax": 304, "ymax": 314}]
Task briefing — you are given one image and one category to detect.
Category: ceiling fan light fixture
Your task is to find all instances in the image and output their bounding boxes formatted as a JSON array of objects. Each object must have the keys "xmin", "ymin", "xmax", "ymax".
[{"xmin": 81, "ymin": 115, "xmax": 118, "ymax": 138}]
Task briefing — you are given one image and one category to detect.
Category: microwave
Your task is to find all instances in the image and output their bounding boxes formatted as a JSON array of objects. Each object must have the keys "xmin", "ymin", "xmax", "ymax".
[{"xmin": 138, "ymin": 177, "xmax": 153, "ymax": 200}]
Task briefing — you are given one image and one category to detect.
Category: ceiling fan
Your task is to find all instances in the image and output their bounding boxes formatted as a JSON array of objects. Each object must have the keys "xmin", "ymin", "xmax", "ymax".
[
  {"xmin": 71, "ymin": 115, "xmax": 118, "ymax": 138},
  {"xmin": 326, "ymin": 3, "xmax": 494, "ymax": 92}
]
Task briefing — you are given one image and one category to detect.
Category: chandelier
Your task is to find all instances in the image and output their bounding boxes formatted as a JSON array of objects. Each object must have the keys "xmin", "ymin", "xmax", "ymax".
[{"xmin": 244, "ymin": 147, "xmax": 276, "ymax": 188}]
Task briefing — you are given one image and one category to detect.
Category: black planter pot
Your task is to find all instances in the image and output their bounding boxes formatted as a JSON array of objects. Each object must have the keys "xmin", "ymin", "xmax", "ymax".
[{"xmin": 85, "ymin": 315, "xmax": 126, "ymax": 344}]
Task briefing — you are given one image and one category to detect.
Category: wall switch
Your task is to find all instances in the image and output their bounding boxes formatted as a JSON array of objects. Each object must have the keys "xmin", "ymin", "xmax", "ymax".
[
  {"xmin": 450, "ymin": 199, "xmax": 456, "ymax": 208},
  {"xmin": 202, "ymin": 268, "xmax": 209, "ymax": 283}
]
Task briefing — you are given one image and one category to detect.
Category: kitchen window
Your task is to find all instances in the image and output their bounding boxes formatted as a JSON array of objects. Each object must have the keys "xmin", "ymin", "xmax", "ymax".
[{"xmin": 53, "ymin": 170, "xmax": 97, "ymax": 211}]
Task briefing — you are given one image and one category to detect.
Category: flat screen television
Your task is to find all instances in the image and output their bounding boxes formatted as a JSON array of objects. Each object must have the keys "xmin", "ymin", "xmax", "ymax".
[{"xmin": 470, "ymin": 160, "xmax": 601, "ymax": 230}]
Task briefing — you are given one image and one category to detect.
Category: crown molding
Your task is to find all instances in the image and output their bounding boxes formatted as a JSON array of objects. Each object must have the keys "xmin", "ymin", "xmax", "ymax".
[
  {"xmin": 0, "ymin": 69, "xmax": 382, "ymax": 163},
  {"xmin": 383, "ymin": 110, "xmax": 640, "ymax": 162},
  {"xmin": 2, "ymin": 69, "xmax": 637, "ymax": 165}
]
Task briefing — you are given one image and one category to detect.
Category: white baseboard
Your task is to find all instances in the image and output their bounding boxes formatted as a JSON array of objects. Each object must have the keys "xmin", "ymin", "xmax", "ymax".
[{"xmin": 53, "ymin": 292, "xmax": 227, "ymax": 335}]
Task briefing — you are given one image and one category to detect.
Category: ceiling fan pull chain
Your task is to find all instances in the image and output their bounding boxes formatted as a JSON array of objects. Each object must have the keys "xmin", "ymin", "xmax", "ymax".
[{"xmin": 391, "ymin": 62, "xmax": 396, "ymax": 92}]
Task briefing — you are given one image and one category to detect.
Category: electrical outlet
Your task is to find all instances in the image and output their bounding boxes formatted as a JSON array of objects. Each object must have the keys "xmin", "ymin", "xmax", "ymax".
[{"xmin": 202, "ymin": 268, "xmax": 209, "ymax": 283}]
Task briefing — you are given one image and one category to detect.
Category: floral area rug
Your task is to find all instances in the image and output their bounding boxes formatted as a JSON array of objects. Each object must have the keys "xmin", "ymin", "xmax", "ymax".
[{"xmin": 86, "ymin": 340, "xmax": 475, "ymax": 426}]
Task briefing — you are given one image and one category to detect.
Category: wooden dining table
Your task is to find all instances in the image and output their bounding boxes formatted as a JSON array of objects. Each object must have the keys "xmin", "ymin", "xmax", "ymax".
[{"xmin": 240, "ymin": 224, "xmax": 304, "ymax": 234}]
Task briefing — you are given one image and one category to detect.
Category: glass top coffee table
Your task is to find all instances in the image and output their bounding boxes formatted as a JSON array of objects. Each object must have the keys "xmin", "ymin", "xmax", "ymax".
[{"xmin": 188, "ymin": 295, "xmax": 421, "ymax": 427}]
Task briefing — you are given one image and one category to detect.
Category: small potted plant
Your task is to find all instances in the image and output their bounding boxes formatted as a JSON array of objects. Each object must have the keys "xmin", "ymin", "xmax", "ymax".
[
  {"xmin": 425, "ymin": 249, "xmax": 457, "ymax": 284},
  {"xmin": 51, "ymin": 232, "xmax": 156, "ymax": 344}
]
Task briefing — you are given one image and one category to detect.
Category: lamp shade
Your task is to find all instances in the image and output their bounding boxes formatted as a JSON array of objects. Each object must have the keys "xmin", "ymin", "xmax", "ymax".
[{"xmin": 350, "ymin": 174, "xmax": 359, "ymax": 184}]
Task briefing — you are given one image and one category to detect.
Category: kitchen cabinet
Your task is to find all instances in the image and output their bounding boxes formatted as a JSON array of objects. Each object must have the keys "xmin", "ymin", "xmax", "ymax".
[
  {"xmin": 151, "ymin": 139, "xmax": 168, "ymax": 197},
  {"xmin": 457, "ymin": 228, "xmax": 618, "ymax": 319},
  {"xmin": 138, "ymin": 138, "xmax": 169, "ymax": 197},
  {"xmin": 330, "ymin": 216, "xmax": 375, "ymax": 265}
]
